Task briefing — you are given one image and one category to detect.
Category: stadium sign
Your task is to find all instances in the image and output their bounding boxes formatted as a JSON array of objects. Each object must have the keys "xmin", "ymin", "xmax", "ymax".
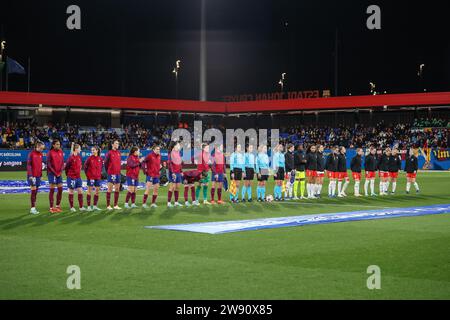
[
  {"xmin": 222, "ymin": 89, "xmax": 331, "ymax": 102},
  {"xmin": 434, "ymin": 148, "xmax": 450, "ymax": 161}
]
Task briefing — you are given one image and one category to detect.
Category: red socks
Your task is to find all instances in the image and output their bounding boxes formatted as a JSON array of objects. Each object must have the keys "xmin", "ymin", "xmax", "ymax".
[
  {"xmin": 218, "ymin": 188, "xmax": 222, "ymax": 201},
  {"xmin": 31, "ymin": 189, "xmax": 37, "ymax": 207},
  {"xmin": 49, "ymin": 188, "xmax": 55, "ymax": 208},
  {"xmin": 210, "ymin": 188, "xmax": 215, "ymax": 201},
  {"xmin": 69, "ymin": 194, "xmax": 74, "ymax": 208},
  {"xmin": 124, "ymin": 192, "xmax": 136, "ymax": 204},
  {"xmin": 191, "ymin": 186, "xmax": 196, "ymax": 201},
  {"xmin": 106, "ymin": 192, "xmax": 111, "ymax": 207},
  {"xmin": 114, "ymin": 192, "xmax": 119, "ymax": 206},
  {"xmin": 184, "ymin": 186, "xmax": 189, "ymax": 202},
  {"xmin": 56, "ymin": 187, "xmax": 63, "ymax": 206},
  {"xmin": 78, "ymin": 193, "xmax": 83, "ymax": 207},
  {"xmin": 87, "ymin": 194, "xmax": 91, "ymax": 206}
]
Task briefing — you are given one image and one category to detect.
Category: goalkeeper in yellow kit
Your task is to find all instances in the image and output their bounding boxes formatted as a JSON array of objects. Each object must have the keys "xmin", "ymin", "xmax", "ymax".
[{"xmin": 293, "ymin": 144, "xmax": 307, "ymax": 199}]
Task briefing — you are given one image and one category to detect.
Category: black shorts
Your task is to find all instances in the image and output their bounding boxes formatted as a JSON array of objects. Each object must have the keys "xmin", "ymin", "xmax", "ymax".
[
  {"xmin": 274, "ymin": 168, "xmax": 285, "ymax": 180},
  {"xmin": 233, "ymin": 168, "xmax": 243, "ymax": 181},
  {"xmin": 258, "ymin": 174, "xmax": 269, "ymax": 181},
  {"xmin": 245, "ymin": 168, "xmax": 255, "ymax": 180}
]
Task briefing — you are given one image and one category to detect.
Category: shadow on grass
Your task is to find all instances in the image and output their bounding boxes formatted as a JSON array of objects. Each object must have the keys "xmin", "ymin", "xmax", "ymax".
[
  {"xmin": 159, "ymin": 206, "xmax": 183, "ymax": 219},
  {"xmin": 1, "ymin": 194, "xmax": 449, "ymax": 230}
]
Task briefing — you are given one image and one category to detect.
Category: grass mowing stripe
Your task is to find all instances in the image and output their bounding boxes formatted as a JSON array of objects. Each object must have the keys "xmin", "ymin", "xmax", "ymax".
[{"xmin": 1, "ymin": 171, "xmax": 449, "ymax": 299}]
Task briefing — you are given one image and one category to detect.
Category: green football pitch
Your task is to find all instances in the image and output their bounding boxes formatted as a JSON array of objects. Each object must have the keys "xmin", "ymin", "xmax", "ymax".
[{"xmin": 0, "ymin": 170, "xmax": 449, "ymax": 299}]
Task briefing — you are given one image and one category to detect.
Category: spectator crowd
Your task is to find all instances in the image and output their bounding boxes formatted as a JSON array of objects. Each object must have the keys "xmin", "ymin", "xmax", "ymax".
[{"xmin": 1, "ymin": 117, "xmax": 448, "ymax": 151}]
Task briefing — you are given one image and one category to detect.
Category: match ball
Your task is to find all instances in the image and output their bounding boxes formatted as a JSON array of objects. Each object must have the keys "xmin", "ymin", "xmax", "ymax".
[{"xmin": 266, "ymin": 195, "xmax": 274, "ymax": 202}]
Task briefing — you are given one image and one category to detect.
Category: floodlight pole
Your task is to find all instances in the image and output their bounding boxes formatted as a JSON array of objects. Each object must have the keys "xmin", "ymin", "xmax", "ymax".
[
  {"xmin": 173, "ymin": 60, "xmax": 181, "ymax": 99},
  {"xmin": 418, "ymin": 64, "xmax": 425, "ymax": 92},
  {"xmin": 0, "ymin": 40, "xmax": 4, "ymax": 91}
]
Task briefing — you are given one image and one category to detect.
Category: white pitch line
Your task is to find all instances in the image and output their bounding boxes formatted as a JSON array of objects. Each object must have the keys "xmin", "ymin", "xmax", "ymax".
[{"xmin": 281, "ymin": 202, "xmax": 390, "ymax": 209}]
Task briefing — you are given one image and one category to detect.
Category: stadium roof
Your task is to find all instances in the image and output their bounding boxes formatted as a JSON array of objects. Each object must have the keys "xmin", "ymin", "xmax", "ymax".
[{"xmin": 1, "ymin": 91, "xmax": 450, "ymax": 114}]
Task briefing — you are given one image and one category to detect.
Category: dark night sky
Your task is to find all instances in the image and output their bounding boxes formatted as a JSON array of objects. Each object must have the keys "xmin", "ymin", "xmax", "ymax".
[{"xmin": 2, "ymin": 0, "xmax": 450, "ymax": 100}]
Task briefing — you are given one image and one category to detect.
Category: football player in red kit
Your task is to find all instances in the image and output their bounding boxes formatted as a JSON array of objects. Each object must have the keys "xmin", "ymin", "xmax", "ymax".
[
  {"xmin": 195, "ymin": 143, "xmax": 211, "ymax": 204},
  {"xmin": 47, "ymin": 139, "xmax": 65, "ymax": 213},
  {"xmin": 27, "ymin": 141, "xmax": 45, "ymax": 215},
  {"xmin": 211, "ymin": 144, "xmax": 226, "ymax": 204},
  {"xmin": 142, "ymin": 144, "xmax": 161, "ymax": 208},
  {"xmin": 84, "ymin": 146, "xmax": 103, "ymax": 211},
  {"xmin": 65, "ymin": 144, "xmax": 86, "ymax": 212},
  {"xmin": 104, "ymin": 140, "xmax": 122, "ymax": 210},
  {"xmin": 182, "ymin": 170, "xmax": 207, "ymax": 206},
  {"xmin": 125, "ymin": 146, "xmax": 143, "ymax": 209},
  {"xmin": 167, "ymin": 142, "xmax": 184, "ymax": 207}
]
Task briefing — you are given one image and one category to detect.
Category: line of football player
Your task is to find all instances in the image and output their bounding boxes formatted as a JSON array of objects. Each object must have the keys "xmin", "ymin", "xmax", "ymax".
[{"xmin": 25, "ymin": 140, "xmax": 420, "ymax": 214}]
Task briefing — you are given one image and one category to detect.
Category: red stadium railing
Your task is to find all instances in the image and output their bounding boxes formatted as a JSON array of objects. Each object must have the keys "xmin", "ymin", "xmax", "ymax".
[
  {"xmin": 0, "ymin": 91, "xmax": 224, "ymax": 113},
  {"xmin": 225, "ymin": 92, "xmax": 450, "ymax": 113},
  {"xmin": 0, "ymin": 91, "xmax": 450, "ymax": 113}
]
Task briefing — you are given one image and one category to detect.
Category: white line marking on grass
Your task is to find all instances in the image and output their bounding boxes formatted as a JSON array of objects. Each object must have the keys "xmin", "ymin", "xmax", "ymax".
[{"xmin": 281, "ymin": 202, "xmax": 390, "ymax": 209}]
